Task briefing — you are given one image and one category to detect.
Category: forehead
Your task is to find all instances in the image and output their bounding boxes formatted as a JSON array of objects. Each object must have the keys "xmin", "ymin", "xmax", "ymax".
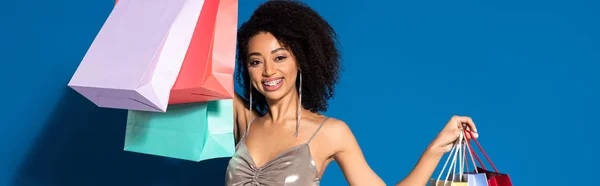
[{"xmin": 247, "ymin": 32, "xmax": 284, "ymax": 54}]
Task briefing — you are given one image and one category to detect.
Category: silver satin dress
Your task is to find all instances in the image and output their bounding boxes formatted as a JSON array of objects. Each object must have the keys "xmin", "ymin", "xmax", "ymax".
[{"xmin": 225, "ymin": 118, "xmax": 330, "ymax": 186}]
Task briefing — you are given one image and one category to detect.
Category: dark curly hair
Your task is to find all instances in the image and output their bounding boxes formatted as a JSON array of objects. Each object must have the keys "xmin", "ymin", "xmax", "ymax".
[{"xmin": 237, "ymin": 0, "xmax": 342, "ymax": 115}]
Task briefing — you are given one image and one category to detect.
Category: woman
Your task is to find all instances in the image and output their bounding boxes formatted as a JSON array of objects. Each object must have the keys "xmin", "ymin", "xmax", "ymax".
[{"xmin": 225, "ymin": 1, "xmax": 479, "ymax": 185}]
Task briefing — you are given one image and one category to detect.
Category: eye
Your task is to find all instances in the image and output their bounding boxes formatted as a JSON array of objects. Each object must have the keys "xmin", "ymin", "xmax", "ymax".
[
  {"xmin": 274, "ymin": 55, "xmax": 287, "ymax": 62},
  {"xmin": 249, "ymin": 60, "xmax": 261, "ymax": 66}
]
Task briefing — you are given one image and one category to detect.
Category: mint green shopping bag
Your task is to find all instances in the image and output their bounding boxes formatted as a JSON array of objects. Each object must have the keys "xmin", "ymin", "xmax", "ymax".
[{"xmin": 124, "ymin": 99, "xmax": 234, "ymax": 162}]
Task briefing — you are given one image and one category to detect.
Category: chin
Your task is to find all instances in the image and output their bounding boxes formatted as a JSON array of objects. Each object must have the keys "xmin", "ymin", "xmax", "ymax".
[{"xmin": 261, "ymin": 89, "xmax": 288, "ymax": 101}]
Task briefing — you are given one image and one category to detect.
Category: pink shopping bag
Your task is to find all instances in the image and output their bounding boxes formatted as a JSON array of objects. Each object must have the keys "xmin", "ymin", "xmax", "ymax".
[
  {"xmin": 169, "ymin": 0, "xmax": 237, "ymax": 104},
  {"xmin": 68, "ymin": 0, "xmax": 206, "ymax": 112}
]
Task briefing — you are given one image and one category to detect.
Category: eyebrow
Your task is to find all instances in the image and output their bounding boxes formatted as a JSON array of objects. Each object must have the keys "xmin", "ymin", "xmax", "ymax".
[{"xmin": 247, "ymin": 48, "xmax": 288, "ymax": 58}]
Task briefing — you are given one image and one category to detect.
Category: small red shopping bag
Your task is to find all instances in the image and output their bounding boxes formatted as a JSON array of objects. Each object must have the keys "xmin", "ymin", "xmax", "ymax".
[
  {"xmin": 169, "ymin": 0, "xmax": 237, "ymax": 104},
  {"xmin": 464, "ymin": 130, "xmax": 513, "ymax": 186}
]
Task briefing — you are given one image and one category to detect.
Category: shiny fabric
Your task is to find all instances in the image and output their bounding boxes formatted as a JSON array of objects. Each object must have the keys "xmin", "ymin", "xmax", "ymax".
[{"xmin": 225, "ymin": 118, "xmax": 329, "ymax": 186}]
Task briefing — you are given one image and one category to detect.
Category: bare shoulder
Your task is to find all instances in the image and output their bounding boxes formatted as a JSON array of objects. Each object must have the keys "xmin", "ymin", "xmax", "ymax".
[
  {"xmin": 318, "ymin": 117, "xmax": 385, "ymax": 185},
  {"xmin": 233, "ymin": 93, "xmax": 259, "ymax": 144},
  {"xmin": 316, "ymin": 117, "xmax": 355, "ymax": 153},
  {"xmin": 320, "ymin": 117, "xmax": 352, "ymax": 138}
]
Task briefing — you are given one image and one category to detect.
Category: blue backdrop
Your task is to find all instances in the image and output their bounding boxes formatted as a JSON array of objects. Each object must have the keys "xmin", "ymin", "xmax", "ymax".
[{"xmin": 1, "ymin": 0, "xmax": 598, "ymax": 185}]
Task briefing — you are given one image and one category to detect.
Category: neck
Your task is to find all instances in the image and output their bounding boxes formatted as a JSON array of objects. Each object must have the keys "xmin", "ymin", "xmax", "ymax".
[{"xmin": 265, "ymin": 89, "xmax": 302, "ymax": 124}]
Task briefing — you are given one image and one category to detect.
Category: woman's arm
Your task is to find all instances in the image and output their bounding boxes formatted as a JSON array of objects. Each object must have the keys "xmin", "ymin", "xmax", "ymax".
[
  {"xmin": 331, "ymin": 116, "xmax": 478, "ymax": 186},
  {"xmin": 329, "ymin": 119, "xmax": 387, "ymax": 185},
  {"xmin": 395, "ymin": 116, "xmax": 477, "ymax": 186},
  {"xmin": 233, "ymin": 92, "xmax": 259, "ymax": 144},
  {"xmin": 394, "ymin": 145, "xmax": 443, "ymax": 186}
]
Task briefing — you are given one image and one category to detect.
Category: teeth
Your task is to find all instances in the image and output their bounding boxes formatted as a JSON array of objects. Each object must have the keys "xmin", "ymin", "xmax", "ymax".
[{"xmin": 263, "ymin": 79, "xmax": 282, "ymax": 86}]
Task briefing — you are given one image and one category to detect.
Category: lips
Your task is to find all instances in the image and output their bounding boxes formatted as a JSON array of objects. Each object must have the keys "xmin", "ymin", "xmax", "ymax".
[
  {"xmin": 262, "ymin": 77, "xmax": 284, "ymax": 91},
  {"xmin": 263, "ymin": 79, "xmax": 283, "ymax": 86},
  {"xmin": 262, "ymin": 77, "xmax": 283, "ymax": 85}
]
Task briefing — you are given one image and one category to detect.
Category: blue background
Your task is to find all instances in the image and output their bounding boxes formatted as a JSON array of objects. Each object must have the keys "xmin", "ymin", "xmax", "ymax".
[{"xmin": 1, "ymin": 0, "xmax": 598, "ymax": 185}]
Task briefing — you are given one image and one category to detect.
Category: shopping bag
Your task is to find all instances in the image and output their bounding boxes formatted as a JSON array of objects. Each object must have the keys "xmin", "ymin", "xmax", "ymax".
[
  {"xmin": 68, "ymin": 0, "xmax": 206, "ymax": 112},
  {"xmin": 433, "ymin": 174, "xmax": 487, "ymax": 186},
  {"xmin": 465, "ymin": 174, "xmax": 488, "ymax": 186},
  {"xmin": 123, "ymin": 99, "xmax": 235, "ymax": 162},
  {"xmin": 169, "ymin": 0, "xmax": 237, "ymax": 104},
  {"xmin": 430, "ymin": 178, "xmax": 468, "ymax": 186},
  {"xmin": 461, "ymin": 135, "xmax": 489, "ymax": 186},
  {"xmin": 464, "ymin": 130, "xmax": 513, "ymax": 186}
]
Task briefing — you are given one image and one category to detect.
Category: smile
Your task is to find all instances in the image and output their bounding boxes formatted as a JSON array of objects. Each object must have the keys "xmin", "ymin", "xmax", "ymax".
[
  {"xmin": 263, "ymin": 79, "xmax": 283, "ymax": 86},
  {"xmin": 261, "ymin": 78, "xmax": 284, "ymax": 91}
]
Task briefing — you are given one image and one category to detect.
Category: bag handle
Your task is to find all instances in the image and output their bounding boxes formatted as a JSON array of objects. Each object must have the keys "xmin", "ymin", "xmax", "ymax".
[
  {"xmin": 463, "ymin": 136, "xmax": 479, "ymax": 173},
  {"xmin": 465, "ymin": 137, "xmax": 485, "ymax": 171},
  {"xmin": 452, "ymin": 130, "xmax": 468, "ymax": 182},
  {"xmin": 435, "ymin": 130, "xmax": 466, "ymax": 185},
  {"xmin": 464, "ymin": 143, "xmax": 468, "ymax": 173},
  {"xmin": 462, "ymin": 142, "xmax": 468, "ymax": 173},
  {"xmin": 463, "ymin": 130, "xmax": 499, "ymax": 172}
]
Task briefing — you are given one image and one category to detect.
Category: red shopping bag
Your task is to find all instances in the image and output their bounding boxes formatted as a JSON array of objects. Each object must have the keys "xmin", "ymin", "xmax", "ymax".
[
  {"xmin": 169, "ymin": 0, "xmax": 237, "ymax": 104},
  {"xmin": 464, "ymin": 130, "xmax": 513, "ymax": 186}
]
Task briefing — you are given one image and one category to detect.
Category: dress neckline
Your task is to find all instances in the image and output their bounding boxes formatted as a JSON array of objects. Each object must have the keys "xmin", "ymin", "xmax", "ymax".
[{"xmin": 239, "ymin": 140, "xmax": 320, "ymax": 178}]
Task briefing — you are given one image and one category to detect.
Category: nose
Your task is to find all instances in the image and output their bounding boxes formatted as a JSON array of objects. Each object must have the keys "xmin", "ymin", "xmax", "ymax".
[{"xmin": 262, "ymin": 60, "xmax": 276, "ymax": 77}]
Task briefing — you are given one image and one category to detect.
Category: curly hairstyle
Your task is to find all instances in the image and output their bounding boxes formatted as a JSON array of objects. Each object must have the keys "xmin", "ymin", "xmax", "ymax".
[{"xmin": 237, "ymin": 0, "xmax": 342, "ymax": 115}]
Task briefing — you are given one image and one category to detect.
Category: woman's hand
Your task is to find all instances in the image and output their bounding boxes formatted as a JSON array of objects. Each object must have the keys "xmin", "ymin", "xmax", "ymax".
[
  {"xmin": 394, "ymin": 115, "xmax": 480, "ymax": 186},
  {"xmin": 429, "ymin": 115, "xmax": 479, "ymax": 155}
]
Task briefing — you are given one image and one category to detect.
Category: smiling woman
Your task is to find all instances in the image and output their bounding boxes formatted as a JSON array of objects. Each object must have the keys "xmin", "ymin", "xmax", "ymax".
[
  {"xmin": 235, "ymin": 1, "xmax": 341, "ymax": 116},
  {"xmin": 224, "ymin": 1, "xmax": 479, "ymax": 186},
  {"xmin": 247, "ymin": 43, "xmax": 296, "ymax": 94}
]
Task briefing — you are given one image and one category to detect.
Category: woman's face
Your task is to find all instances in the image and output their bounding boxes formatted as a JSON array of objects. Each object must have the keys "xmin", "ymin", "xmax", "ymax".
[{"xmin": 246, "ymin": 32, "xmax": 299, "ymax": 102}]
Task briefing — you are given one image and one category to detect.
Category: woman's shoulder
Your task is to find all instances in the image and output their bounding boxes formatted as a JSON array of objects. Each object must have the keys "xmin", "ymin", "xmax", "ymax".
[
  {"xmin": 308, "ymin": 114, "xmax": 356, "ymax": 156},
  {"xmin": 307, "ymin": 114, "xmax": 352, "ymax": 138}
]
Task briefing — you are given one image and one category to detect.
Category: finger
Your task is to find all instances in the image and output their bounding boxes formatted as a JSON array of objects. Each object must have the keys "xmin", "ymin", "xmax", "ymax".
[
  {"xmin": 472, "ymin": 132, "xmax": 479, "ymax": 139},
  {"xmin": 462, "ymin": 126, "xmax": 479, "ymax": 139},
  {"xmin": 456, "ymin": 116, "xmax": 477, "ymax": 132},
  {"xmin": 464, "ymin": 130, "xmax": 479, "ymax": 139},
  {"xmin": 452, "ymin": 116, "xmax": 478, "ymax": 139}
]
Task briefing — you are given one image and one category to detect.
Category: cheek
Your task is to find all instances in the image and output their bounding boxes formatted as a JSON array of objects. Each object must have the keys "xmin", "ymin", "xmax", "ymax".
[
  {"xmin": 247, "ymin": 69, "xmax": 262, "ymax": 84},
  {"xmin": 280, "ymin": 63, "xmax": 299, "ymax": 77}
]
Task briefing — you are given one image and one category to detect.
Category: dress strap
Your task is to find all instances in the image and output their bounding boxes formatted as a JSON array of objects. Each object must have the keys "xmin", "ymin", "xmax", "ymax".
[
  {"xmin": 241, "ymin": 117, "xmax": 257, "ymax": 141},
  {"xmin": 307, "ymin": 117, "xmax": 329, "ymax": 144}
]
